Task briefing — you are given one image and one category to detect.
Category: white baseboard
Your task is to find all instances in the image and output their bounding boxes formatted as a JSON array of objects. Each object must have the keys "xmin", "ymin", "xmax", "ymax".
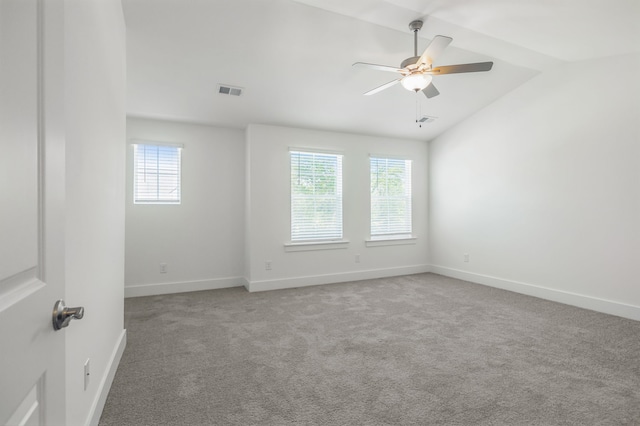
[
  {"xmin": 125, "ymin": 277, "xmax": 245, "ymax": 298},
  {"xmin": 430, "ymin": 265, "xmax": 640, "ymax": 322},
  {"xmin": 87, "ymin": 329, "xmax": 127, "ymax": 426},
  {"xmin": 246, "ymin": 264, "xmax": 431, "ymax": 292}
]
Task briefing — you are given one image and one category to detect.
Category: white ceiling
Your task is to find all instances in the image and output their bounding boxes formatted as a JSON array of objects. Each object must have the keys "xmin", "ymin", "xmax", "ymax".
[{"xmin": 123, "ymin": 0, "xmax": 640, "ymax": 140}]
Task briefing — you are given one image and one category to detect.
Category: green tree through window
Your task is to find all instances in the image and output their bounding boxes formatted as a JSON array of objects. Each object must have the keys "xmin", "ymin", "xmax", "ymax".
[
  {"xmin": 370, "ymin": 157, "xmax": 412, "ymax": 237},
  {"xmin": 290, "ymin": 150, "xmax": 343, "ymax": 241}
]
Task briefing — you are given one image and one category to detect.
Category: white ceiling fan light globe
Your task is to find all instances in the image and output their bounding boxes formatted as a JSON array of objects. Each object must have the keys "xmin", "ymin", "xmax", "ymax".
[{"xmin": 401, "ymin": 73, "xmax": 432, "ymax": 92}]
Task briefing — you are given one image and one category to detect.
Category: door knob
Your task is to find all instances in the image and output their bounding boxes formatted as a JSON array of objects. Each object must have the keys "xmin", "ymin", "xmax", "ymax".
[{"xmin": 52, "ymin": 300, "xmax": 85, "ymax": 330}]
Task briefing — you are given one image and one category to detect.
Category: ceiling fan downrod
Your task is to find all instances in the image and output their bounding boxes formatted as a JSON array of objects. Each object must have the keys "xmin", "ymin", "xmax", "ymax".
[{"xmin": 409, "ymin": 20, "xmax": 423, "ymax": 58}]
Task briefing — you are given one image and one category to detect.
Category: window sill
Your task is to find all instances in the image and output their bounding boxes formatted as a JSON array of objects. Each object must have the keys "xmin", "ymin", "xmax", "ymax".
[
  {"xmin": 365, "ymin": 236, "xmax": 417, "ymax": 247},
  {"xmin": 284, "ymin": 240, "xmax": 350, "ymax": 252}
]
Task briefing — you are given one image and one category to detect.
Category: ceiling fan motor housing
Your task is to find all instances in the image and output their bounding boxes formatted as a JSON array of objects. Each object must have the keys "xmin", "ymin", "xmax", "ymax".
[{"xmin": 401, "ymin": 56, "xmax": 421, "ymax": 70}]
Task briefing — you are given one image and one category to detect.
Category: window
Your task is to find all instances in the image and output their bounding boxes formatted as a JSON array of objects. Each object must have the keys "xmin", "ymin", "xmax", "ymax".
[
  {"xmin": 370, "ymin": 156, "xmax": 412, "ymax": 239},
  {"xmin": 133, "ymin": 142, "xmax": 182, "ymax": 204},
  {"xmin": 290, "ymin": 150, "xmax": 343, "ymax": 242}
]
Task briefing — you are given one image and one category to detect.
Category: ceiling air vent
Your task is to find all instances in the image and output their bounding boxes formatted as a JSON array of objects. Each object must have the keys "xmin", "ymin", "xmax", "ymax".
[
  {"xmin": 417, "ymin": 115, "xmax": 437, "ymax": 124},
  {"xmin": 217, "ymin": 84, "xmax": 243, "ymax": 97}
]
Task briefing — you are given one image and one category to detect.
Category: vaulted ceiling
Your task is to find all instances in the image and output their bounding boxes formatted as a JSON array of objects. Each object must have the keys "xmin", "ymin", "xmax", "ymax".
[{"xmin": 123, "ymin": 0, "xmax": 640, "ymax": 140}]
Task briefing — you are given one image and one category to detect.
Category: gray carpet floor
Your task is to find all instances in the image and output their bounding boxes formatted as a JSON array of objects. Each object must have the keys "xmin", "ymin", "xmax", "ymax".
[{"xmin": 99, "ymin": 273, "xmax": 640, "ymax": 425}]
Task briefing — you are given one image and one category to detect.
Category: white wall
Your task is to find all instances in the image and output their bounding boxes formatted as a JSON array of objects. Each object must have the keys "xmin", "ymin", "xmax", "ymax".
[
  {"xmin": 429, "ymin": 52, "xmax": 640, "ymax": 320},
  {"xmin": 125, "ymin": 117, "xmax": 245, "ymax": 296},
  {"xmin": 126, "ymin": 122, "xmax": 429, "ymax": 294},
  {"xmin": 245, "ymin": 124, "xmax": 429, "ymax": 291},
  {"xmin": 64, "ymin": 0, "xmax": 126, "ymax": 424}
]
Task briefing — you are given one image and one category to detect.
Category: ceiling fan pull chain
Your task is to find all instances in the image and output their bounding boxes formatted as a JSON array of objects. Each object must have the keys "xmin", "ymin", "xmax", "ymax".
[{"xmin": 415, "ymin": 93, "xmax": 422, "ymax": 128}]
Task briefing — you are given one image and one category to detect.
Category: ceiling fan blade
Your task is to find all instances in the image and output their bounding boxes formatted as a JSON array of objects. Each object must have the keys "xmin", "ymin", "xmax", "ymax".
[
  {"xmin": 353, "ymin": 62, "xmax": 404, "ymax": 73},
  {"xmin": 416, "ymin": 35, "xmax": 452, "ymax": 67},
  {"xmin": 422, "ymin": 83, "xmax": 440, "ymax": 98},
  {"xmin": 429, "ymin": 62, "xmax": 494, "ymax": 75},
  {"xmin": 364, "ymin": 79, "xmax": 401, "ymax": 96}
]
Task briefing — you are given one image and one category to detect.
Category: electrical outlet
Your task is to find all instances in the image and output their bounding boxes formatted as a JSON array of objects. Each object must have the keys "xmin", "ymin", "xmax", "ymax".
[
  {"xmin": 265, "ymin": 261, "xmax": 272, "ymax": 270},
  {"xmin": 464, "ymin": 253, "xmax": 469, "ymax": 263},
  {"xmin": 355, "ymin": 254, "xmax": 361, "ymax": 263},
  {"xmin": 84, "ymin": 359, "xmax": 90, "ymax": 390},
  {"xmin": 160, "ymin": 262, "xmax": 167, "ymax": 273}
]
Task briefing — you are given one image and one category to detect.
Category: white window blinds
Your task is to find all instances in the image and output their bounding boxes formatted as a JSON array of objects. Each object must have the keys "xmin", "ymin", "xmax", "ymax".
[
  {"xmin": 290, "ymin": 150, "xmax": 343, "ymax": 241},
  {"xmin": 133, "ymin": 143, "xmax": 182, "ymax": 204},
  {"xmin": 370, "ymin": 156, "xmax": 412, "ymax": 237}
]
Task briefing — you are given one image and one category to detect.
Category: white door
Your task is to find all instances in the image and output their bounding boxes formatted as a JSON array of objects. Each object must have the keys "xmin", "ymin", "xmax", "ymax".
[{"xmin": 0, "ymin": 0, "xmax": 68, "ymax": 424}]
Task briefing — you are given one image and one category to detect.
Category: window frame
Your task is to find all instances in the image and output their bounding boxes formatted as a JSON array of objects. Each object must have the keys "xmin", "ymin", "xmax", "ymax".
[
  {"xmin": 288, "ymin": 148, "xmax": 345, "ymax": 245},
  {"xmin": 369, "ymin": 155, "xmax": 414, "ymax": 242},
  {"xmin": 131, "ymin": 140, "xmax": 183, "ymax": 205}
]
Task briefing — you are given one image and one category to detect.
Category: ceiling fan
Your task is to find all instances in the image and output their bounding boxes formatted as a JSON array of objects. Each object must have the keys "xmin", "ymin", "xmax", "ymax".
[{"xmin": 354, "ymin": 20, "xmax": 493, "ymax": 98}]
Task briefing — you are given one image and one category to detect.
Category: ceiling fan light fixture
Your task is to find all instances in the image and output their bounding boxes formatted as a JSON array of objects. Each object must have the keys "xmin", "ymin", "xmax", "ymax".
[{"xmin": 401, "ymin": 73, "xmax": 432, "ymax": 92}]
